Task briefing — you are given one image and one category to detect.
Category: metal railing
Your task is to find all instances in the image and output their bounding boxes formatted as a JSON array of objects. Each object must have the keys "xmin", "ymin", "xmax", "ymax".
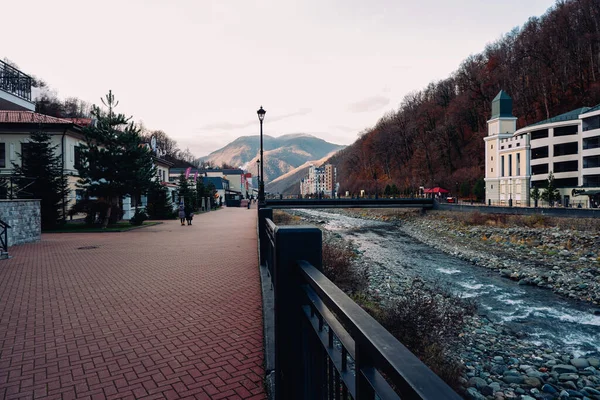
[
  {"xmin": 0, "ymin": 175, "xmax": 37, "ymax": 199},
  {"xmin": 258, "ymin": 208, "xmax": 460, "ymax": 400},
  {"xmin": 0, "ymin": 219, "xmax": 10, "ymax": 254},
  {"xmin": 264, "ymin": 198, "xmax": 435, "ymax": 209},
  {"xmin": 0, "ymin": 60, "xmax": 33, "ymax": 101}
]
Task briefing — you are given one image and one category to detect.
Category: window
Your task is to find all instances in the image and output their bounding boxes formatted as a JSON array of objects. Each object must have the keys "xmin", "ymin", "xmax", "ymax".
[
  {"xmin": 532, "ymin": 146, "xmax": 549, "ymax": 159},
  {"xmin": 0, "ymin": 143, "xmax": 5, "ymax": 168},
  {"xmin": 583, "ymin": 155, "xmax": 600, "ymax": 169},
  {"xmin": 508, "ymin": 154, "xmax": 512, "ymax": 176},
  {"xmin": 583, "ymin": 115, "xmax": 600, "ymax": 132},
  {"xmin": 491, "ymin": 185, "xmax": 493, "ymax": 189},
  {"xmin": 554, "ymin": 142, "xmax": 578, "ymax": 157},
  {"xmin": 516, "ymin": 153, "xmax": 521, "ymax": 176},
  {"xmin": 74, "ymin": 146, "xmax": 82, "ymax": 169},
  {"xmin": 584, "ymin": 174, "xmax": 600, "ymax": 187},
  {"xmin": 553, "ymin": 178, "xmax": 578, "ymax": 188},
  {"xmin": 491, "ymin": 168, "xmax": 493, "ymax": 172},
  {"xmin": 491, "ymin": 145, "xmax": 494, "ymax": 149},
  {"xmin": 554, "ymin": 125, "xmax": 578, "ymax": 137},
  {"xmin": 501, "ymin": 156, "xmax": 505, "ymax": 177},
  {"xmin": 531, "ymin": 129, "xmax": 549, "ymax": 140},
  {"xmin": 491, "ymin": 156, "xmax": 493, "ymax": 161},
  {"xmin": 583, "ymin": 136, "xmax": 600, "ymax": 150},
  {"xmin": 553, "ymin": 160, "xmax": 578, "ymax": 173},
  {"xmin": 21, "ymin": 143, "xmax": 33, "ymax": 169},
  {"xmin": 531, "ymin": 164, "xmax": 549, "ymax": 175},
  {"xmin": 508, "ymin": 144, "xmax": 512, "ymax": 148}
]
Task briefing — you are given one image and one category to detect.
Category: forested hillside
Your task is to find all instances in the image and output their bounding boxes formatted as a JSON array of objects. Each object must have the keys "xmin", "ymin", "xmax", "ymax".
[{"xmin": 331, "ymin": 0, "xmax": 600, "ymax": 197}]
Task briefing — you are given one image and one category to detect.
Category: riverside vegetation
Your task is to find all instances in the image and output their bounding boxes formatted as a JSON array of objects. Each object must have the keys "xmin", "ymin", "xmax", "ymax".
[{"xmin": 273, "ymin": 210, "xmax": 600, "ymax": 400}]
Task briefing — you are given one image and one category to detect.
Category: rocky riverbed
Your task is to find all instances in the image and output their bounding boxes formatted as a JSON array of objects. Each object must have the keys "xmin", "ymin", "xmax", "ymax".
[{"xmin": 283, "ymin": 209, "xmax": 600, "ymax": 400}]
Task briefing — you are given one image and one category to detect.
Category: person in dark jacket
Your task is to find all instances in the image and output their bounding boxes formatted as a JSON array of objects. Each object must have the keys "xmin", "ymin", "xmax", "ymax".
[
  {"xmin": 178, "ymin": 204, "xmax": 186, "ymax": 226},
  {"xmin": 186, "ymin": 209, "xmax": 194, "ymax": 225}
]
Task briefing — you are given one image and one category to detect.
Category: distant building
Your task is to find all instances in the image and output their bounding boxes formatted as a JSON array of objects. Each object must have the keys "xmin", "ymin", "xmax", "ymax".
[
  {"xmin": 485, "ymin": 91, "xmax": 600, "ymax": 207},
  {"xmin": 300, "ymin": 164, "xmax": 337, "ymax": 197}
]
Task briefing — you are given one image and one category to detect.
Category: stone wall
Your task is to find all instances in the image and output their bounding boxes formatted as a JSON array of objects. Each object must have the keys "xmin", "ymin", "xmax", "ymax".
[
  {"xmin": 436, "ymin": 202, "xmax": 600, "ymax": 218},
  {"xmin": 0, "ymin": 199, "xmax": 41, "ymax": 246}
]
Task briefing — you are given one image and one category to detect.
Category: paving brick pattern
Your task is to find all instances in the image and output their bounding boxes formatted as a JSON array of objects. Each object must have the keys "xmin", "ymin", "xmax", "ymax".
[{"xmin": 0, "ymin": 208, "xmax": 265, "ymax": 399}]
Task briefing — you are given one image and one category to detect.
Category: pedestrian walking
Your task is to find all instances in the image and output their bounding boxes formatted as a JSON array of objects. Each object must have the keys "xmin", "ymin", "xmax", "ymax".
[
  {"xmin": 186, "ymin": 210, "xmax": 194, "ymax": 225},
  {"xmin": 178, "ymin": 204, "xmax": 186, "ymax": 226}
]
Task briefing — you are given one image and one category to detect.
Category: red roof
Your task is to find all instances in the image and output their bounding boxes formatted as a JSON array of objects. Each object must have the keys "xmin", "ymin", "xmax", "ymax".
[
  {"xmin": 63, "ymin": 117, "xmax": 93, "ymax": 127},
  {"xmin": 0, "ymin": 111, "xmax": 73, "ymax": 124},
  {"xmin": 423, "ymin": 187, "xmax": 449, "ymax": 194}
]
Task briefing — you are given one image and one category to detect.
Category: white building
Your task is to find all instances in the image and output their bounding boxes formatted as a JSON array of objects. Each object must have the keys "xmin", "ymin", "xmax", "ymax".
[
  {"xmin": 300, "ymin": 164, "xmax": 337, "ymax": 197},
  {"xmin": 485, "ymin": 90, "xmax": 600, "ymax": 207}
]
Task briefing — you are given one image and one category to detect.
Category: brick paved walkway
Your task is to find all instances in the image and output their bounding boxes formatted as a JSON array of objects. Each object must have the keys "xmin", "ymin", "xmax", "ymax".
[{"xmin": 0, "ymin": 208, "xmax": 265, "ymax": 400}]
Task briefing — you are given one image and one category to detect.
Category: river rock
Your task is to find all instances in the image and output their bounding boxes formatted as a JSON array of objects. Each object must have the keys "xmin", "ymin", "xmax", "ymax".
[
  {"xmin": 553, "ymin": 364, "xmax": 578, "ymax": 374},
  {"xmin": 558, "ymin": 373, "xmax": 580, "ymax": 381},
  {"xmin": 465, "ymin": 387, "xmax": 486, "ymax": 400},
  {"xmin": 523, "ymin": 376, "xmax": 542, "ymax": 388},
  {"xmin": 468, "ymin": 376, "xmax": 487, "ymax": 390},
  {"xmin": 587, "ymin": 358, "xmax": 600, "ymax": 368},
  {"xmin": 542, "ymin": 384, "xmax": 558, "ymax": 394},
  {"xmin": 502, "ymin": 375, "xmax": 524, "ymax": 384},
  {"xmin": 583, "ymin": 386, "xmax": 600, "ymax": 395},
  {"xmin": 520, "ymin": 396, "xmax": 535, "ymax": 400},
  {"xmin": 571, "ymin": 358, "xmax": 590, "ymax": 369}
]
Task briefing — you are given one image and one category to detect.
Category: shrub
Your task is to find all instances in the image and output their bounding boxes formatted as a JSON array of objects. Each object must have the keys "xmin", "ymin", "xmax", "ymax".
[
  {"xmin": 380, "ymin": 279, "xmax": 476, "ymax": 390},
  {"xmin": 130, "ymin": 209, "xmax": 148, "ymax": 226},
  {"xmin": 69, "ymin": 199, "xmax": 122, "ymax": 226},
  {"xmin": 321, "ymin": 239, "xmax": 367, "ymax": 294}
]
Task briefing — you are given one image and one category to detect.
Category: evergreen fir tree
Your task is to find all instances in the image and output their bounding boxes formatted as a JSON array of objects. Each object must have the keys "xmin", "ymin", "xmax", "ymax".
[
  {"xmin": 76, "ymin": 91, "xmax": 156, "ymax": 227},
  {"xmin": 530, "ymin": 186, "xmax": 541, "ymax": 208},
  {"xmin": 177, "ymin": 173, "xmax": 197, "ymax": 214},
  {"xmin": 13, "ymin": 130, "xmax": 69, "ymax": 230},
  {"xmin": 541, "ymin": 172, "xmax": 560, "ymax": 207},
  {"xmin": 146, "ymin": 182, "xmax": 174, "ymax": 219}
]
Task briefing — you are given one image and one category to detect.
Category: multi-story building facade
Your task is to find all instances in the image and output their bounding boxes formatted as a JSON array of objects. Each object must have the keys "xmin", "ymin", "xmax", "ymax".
[
  {"xmin": 485, "ymin": 90, "xmax": 600, "ymax": 207},
  {"xmin": 300, "ymin": 164, "xmax": 337, "ymax": 197}
]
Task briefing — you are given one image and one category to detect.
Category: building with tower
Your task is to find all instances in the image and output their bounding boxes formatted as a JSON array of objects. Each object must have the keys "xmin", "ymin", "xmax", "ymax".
[{"xmin": 485, "ymin": 91, "xmax": 600, "ymax": 208}]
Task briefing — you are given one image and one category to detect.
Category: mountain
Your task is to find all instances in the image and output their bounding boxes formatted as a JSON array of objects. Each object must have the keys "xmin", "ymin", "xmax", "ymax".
[
  {"xmin": 198, "ymin": 134, "xmax": 344, "ymax": 182},
  {"xmin": 331, "ymin": 0, "xmax": 600, "ymax": 197}
]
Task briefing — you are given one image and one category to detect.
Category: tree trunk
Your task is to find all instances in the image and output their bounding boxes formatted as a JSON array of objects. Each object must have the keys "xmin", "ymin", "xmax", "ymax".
[{"xmin": 103, "ymin": 198, "xmax": 112, "ymax": 229}]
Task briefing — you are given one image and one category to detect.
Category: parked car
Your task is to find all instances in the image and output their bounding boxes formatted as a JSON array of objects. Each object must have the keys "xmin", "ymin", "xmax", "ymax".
[{"xmin": 446, "ymin": 197, "xmax": 456, "ymax": 203}]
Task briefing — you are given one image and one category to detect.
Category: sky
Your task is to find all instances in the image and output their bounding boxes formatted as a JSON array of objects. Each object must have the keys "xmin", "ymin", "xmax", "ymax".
[{"xmin": 3, "ymin": 0, "xmax": 556, "ymax": 157}]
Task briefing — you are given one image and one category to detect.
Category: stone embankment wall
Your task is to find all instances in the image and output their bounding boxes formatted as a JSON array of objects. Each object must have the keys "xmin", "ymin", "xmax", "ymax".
[
  {"xmin": 436, "ymin": 203, "xmax": 600, "ymax": 218},
  {"xmin": 0, "ymin": 199, "xmax": 41, "ymax": 246}
]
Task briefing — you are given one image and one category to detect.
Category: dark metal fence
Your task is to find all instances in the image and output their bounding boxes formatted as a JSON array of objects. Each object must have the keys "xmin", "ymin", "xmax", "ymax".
[
  {"xmin": 258, "ymin": 208, "xmax": 461, "ymax": 400},
  {"xmin": 0, "ymin": 60, "xmax": 33, "ymax": 101},
  {"xmin": 0, "ymin": 176, "xmax": 36, "ymax": 199},
  {"xmin": 0, "ymin": 219, "xmax": 10, "ymax": 254}
]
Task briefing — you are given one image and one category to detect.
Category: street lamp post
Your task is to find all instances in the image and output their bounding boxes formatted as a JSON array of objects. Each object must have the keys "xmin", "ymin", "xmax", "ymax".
[
  {"xmin": 256, "ymin": 159, "xmax": 260, "ymax": 200},
  {"xmin": 257, "ymin": 106, "xmax": 266, "ymax": 206}
]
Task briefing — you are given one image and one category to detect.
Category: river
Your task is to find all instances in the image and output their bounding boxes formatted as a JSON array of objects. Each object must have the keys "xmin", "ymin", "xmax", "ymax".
[{"xmin": 293, "ymin": 209, "xmax": 600, "ymax": 357}]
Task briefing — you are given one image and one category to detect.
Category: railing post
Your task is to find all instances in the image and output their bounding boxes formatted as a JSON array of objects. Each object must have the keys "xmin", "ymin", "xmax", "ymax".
[
  {"xmin": 273, "ymin": 225, "xmax": 322, "ymax": 400},
  {"xmin": 258, "ymin": 208, "xmax": 273, "ymax": 266}
]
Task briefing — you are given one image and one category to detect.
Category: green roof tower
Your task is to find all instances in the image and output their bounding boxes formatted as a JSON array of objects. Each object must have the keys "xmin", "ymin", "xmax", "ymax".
[{"xmin": 491, "ymin": 90, "xmax": 513, "ymax": 119}]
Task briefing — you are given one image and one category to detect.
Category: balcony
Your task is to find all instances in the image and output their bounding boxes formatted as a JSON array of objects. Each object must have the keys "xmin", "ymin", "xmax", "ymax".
[{"xmin": 0, "ymin": 60, "xmax": 35, "ymax": 111}]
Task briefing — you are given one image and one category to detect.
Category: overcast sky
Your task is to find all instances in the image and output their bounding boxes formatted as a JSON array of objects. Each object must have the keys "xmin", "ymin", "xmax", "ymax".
[{"xmin": 4, "ymin": 0, "xmax": 555, "ymax": 157}]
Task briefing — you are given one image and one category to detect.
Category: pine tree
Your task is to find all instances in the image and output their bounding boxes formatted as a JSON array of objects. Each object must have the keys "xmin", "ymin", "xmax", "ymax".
[
  {"xmin": 541, "ymin": 172, "xmax": 560, "ymax": 207},
  {"xmin": 530, "ymin": 186, "xmax": 541, "ymax": 208},
  {"xmin": 13, "ymin": 130, "xmax": 69, "ymax": 230},
  {"xmin": 76, "ymin": 91, "xmax": 157, "ymax": 227},
  {"xmin": 177, "ymin": 173, "xmax": 197, "ymax": 214},
  {"xmin": 146, "ymin": 182, "xmax": 174, "ymax": 219}
]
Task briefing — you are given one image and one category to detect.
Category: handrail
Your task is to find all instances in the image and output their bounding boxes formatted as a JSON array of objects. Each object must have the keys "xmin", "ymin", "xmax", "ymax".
[
  {"xmin": 259, "ymin": 208, "xmax": 461, "ymax": 399},
  {"xmin": 298, "ymin": 260, "xmax": 461, "ymax": 399},
  {"xmin": 0, "ymin": 60, "xmax": 33, "ymax": 102}
]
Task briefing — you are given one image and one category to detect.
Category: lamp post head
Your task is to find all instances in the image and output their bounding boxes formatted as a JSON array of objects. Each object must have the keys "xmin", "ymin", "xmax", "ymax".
[{"xmin": 257, "ymin": 106, "xmax": 266, "ymax": 122}]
